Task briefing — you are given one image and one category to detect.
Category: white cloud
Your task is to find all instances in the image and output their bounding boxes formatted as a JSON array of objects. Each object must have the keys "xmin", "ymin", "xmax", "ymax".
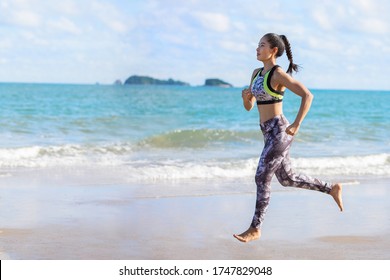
[
  {"xmin": 47, "ymin": 17, "xmax": 82, "ymax": 35},
  {"xmin": 107, "ymin": 20, "xmax": 129, "ymax": 34},
  {"xmin": 11, "ymin": 10, "xmax": 42, "ymax": 27},
  {"xmin": 51, "ymin": 1, "xmax": 79, "ymax": 16},
  {"xmin": 219, "ymin": 40, "xmax": 249, "ymax": 53},
  {"xmin": 90, "ymin": 1, "xmax": 131, "ymax": 34},
  {"xmin": 308, "ymin": 0, "xmax": 389, "ymax": 36},
  {"xmin": 311, "ymin": 9, "xmax": 334, "ymax": 31},
  {"xmin": 0, "ymin": 38, "xmax": 13, "ymax": 49},
  {"xmin": 306, "ymin": 36, "xmax": 342, "ymax": 53},
  {"xmin": 193, "ymin": 12, "xmax": 230, "ymax": 32},
  {"xmin": 358, "ymin": 18, "xmax": 388, "ymax": 34}
]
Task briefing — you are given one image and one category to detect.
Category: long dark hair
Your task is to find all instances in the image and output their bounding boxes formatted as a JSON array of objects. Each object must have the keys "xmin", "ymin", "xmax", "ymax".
[{"xmin": 263, "ymin": 33, "xmax": 299, "ymax": 75}]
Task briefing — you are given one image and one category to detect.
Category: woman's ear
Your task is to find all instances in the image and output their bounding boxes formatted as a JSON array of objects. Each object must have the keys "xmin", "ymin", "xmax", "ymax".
[{"xmin": 272, "ymin": 47, "xmax": 279, "ymax": 56}]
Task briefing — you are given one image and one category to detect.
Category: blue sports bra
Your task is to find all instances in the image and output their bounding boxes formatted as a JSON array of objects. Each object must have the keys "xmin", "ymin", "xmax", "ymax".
[{"xmin": 251, "ymin": 65, "xmax": 285, "ymax": 105}]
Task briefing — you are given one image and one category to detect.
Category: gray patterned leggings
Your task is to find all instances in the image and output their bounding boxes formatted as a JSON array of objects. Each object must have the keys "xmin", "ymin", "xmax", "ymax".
[{"xmin": 251, "ymin": 115, "xmax": 333, "ymax": 229}]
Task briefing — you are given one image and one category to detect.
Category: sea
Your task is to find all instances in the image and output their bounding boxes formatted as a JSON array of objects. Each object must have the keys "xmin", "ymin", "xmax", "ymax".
[{"xmin": 0, "ymin": 83, "xmax": 389, "ymax": 189}]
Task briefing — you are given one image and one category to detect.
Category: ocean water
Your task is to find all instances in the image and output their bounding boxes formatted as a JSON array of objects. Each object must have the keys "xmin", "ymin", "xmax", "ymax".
[{"xmin": 0, "ymin": 83, "xmax": 389, "ymax": 183}]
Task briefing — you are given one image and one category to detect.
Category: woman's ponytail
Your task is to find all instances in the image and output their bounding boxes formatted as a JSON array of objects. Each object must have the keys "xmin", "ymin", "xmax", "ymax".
[{"xmin": 279, "ymin": 35, "xmax": 299, "ymax": 75}]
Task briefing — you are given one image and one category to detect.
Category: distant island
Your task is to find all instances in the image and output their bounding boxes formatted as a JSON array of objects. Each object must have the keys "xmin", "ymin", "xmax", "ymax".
[
  {"xmin": 204, "ymin": 78, "xmax": 233, "ymax": 88},
  {"xmin": 124, "ymin": 75, "xmax": 189, "ymax": 86},
  {"xmin": 121, "ymin": 75, "xmax": 233, "ymax": 87}
]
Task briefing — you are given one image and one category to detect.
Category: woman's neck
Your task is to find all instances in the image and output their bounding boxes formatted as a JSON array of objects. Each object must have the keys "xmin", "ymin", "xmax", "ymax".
[
  {"xmin": 263, "ymin": 60, "xmax": 276, "ymax": 72},
  {"xmin": 262, "ymin": 60, "xmax": 276, "ymax": 73}
]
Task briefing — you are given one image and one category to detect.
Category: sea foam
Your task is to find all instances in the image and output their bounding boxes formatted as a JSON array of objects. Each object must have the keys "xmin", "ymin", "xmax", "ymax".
[{"xmin": 0, "ymin": 144, "xmax": 388, "ymax": 180}]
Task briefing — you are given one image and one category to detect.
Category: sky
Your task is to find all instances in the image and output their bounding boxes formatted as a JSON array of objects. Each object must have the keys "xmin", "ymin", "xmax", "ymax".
[{"xmin": 0, "ymin": 0, "xmax": 389, "ymax": 90}]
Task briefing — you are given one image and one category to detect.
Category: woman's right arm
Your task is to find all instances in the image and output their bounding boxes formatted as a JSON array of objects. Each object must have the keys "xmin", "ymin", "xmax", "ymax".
[{"xmin": 242, "ymin": 69, "xmax": 258, "ymax": 111}]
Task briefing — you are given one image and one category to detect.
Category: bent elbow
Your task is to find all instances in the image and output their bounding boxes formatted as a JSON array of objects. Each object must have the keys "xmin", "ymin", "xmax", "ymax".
[{"xmin": 306, "ymin": 92, "xmax": 313, "ymax": 102}]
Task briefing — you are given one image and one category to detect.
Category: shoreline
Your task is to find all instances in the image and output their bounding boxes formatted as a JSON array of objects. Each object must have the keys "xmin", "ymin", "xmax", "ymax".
[{"xmin": 1, "ymin": 174, "xmax": 390, "ymax": 260}]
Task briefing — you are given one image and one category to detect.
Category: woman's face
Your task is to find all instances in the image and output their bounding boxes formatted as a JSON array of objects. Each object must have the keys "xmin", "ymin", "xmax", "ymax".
[{"xmin": 256, "ymin": 37, "xmax": 276, "ymax": 62}]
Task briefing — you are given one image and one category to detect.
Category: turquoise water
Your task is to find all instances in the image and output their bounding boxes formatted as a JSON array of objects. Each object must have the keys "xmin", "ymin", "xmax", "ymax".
[{"xmin": 0, "ymin": 83, "xmax": 389, "ymax": 180}]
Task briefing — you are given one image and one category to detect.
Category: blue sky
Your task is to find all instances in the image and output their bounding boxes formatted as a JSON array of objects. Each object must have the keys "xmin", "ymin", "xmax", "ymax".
[{"xmin": 0, "ymin": 0, "xmax": 389, "ymax": 89}]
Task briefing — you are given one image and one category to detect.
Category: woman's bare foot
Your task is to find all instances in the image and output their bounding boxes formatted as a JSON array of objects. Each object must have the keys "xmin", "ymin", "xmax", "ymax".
[
  {"xmin": 330, "ymin": 183, "xmax": 344, "ymax": 211},
  {"xmin": 233, "ymin": 227, "xmax": 261, "ymax": 243}
]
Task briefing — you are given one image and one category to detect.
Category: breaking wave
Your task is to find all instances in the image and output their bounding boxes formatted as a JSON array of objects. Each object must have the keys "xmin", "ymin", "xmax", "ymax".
[{"xmin": 0, "ymin": 143, "xmax": 389, "ymax": 179}]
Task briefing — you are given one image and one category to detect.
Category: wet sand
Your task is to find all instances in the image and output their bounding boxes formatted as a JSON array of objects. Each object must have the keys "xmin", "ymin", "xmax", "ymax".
[{"xmin": 1, "ymin": 171, "xmax": 390, "ymax": 260}]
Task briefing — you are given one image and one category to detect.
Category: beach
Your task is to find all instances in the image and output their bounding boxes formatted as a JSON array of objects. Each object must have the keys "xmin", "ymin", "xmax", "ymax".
[
  {"xmin": 0, "ymin": 84, "xmax": 389, "ymax": 260},
  {"xmin": 1, "ymin": 167, "xmax": 389, "ymax": 260}
]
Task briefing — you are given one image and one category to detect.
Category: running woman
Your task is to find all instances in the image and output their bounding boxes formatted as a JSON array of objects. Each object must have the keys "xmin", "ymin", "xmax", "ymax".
[{"xmin": 233, "ymin": 33, "xmax": 343, "ymax": 243}]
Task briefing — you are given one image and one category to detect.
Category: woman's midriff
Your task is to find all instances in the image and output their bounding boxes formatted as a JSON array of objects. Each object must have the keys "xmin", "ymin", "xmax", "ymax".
[{"xmin": 257, "ymin": 102, "xmax": 283, "ymax": 124}]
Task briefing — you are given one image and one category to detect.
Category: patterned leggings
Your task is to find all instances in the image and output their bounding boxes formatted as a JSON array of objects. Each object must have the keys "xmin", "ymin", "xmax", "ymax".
[{"xmin": 251, "ymin": 115, "xmax": 333, "ymax": 229}]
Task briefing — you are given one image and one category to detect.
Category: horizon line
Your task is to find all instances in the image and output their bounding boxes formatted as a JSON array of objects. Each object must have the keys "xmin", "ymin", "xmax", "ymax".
[{"xmin": 0, "ymin": 81, "xmax": 389, "ymax": 92}]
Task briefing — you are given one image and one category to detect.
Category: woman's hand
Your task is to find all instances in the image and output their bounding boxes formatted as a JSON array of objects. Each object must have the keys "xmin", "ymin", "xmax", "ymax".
[
  {"xmin": 241, "ymin": 88, "xmax": 252, "ymax": 99},
  {"xmin": 242, "ymin": 88, "xmax": 254, "ymax": 111},
  {"xmin": 286, "ymin": 122, "xmax": 300, "ymax": 136}
]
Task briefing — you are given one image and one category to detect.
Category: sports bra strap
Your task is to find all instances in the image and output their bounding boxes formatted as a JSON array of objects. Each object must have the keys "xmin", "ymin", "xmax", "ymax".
[
  {"xmin": 251, "ymin": 68, "xmax": 263, "ymax": 84},
  {"xmin": 264, "ymin": 66, "xmax": 284, "ymax": 98}
]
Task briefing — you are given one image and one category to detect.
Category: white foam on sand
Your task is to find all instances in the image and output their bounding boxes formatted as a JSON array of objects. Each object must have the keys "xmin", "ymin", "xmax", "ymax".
[{"xmin": 0, "ymin": 144, "xmax": 389, "ymax": 180}]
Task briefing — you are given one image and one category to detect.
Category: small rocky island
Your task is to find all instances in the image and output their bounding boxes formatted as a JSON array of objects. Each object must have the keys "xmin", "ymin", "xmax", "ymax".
[
  {"xmin": 120, "ymin": 75, "xmax": 233, "ymax": 87},
  {"xmin": 124, "ymin": 75, "xmax": 189, "ymax": 86},
  {"xmin": 204, "ymin": 78, "xmax": 233, "ymax": 88}
]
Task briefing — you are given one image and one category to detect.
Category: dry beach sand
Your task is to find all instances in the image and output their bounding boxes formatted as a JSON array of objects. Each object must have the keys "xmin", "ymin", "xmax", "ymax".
[{"xmin": 1, "ymin": 168, "xmax": 389, "ymax": 260}]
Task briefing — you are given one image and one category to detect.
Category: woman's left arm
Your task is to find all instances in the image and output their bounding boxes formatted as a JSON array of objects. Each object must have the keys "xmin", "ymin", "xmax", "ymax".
[{"xmin": 274, "ymin": 68, "xmax": 313, "ymax": 136}]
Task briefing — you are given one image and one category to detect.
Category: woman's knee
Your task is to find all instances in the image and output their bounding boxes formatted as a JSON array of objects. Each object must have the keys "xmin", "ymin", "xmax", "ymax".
[
  {"xmin": 278, "ymin": 177, "xmax": 292, "ymax": 187},
  {"xmin": 275, "ymin": 171, "xmax": 292, "ymax": 187}
]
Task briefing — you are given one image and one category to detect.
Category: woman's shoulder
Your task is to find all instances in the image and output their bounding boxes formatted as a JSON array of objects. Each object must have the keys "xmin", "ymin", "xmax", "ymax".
[
  {"xmin": 274, "ymin": 65, "xmax": 286, "ymax": 74},
  {"xmin": 273, "ymin": 66, "xmax": 290, "ymax": 80},
  {"xmin": 251, "ymin": 67, "xmax": 262, "ymax": 79},
  {"xmin": 272, "ymin": 65, "xmax": 298, "ymax": 87},
  {"xmin": 252, "ymin": 67, "xmax": 262, "ymax": 74}
]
